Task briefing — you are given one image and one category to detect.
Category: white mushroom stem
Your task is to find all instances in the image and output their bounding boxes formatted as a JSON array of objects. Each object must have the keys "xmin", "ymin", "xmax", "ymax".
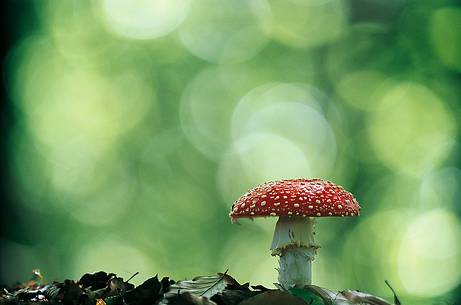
[{"xmin": 270, "ymin": 217, "xmax": 319, "ymax": 289}]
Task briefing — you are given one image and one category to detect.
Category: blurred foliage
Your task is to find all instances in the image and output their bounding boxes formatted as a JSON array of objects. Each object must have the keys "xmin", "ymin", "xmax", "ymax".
[{"xmin": 1, "ymin": 0, "xmax": 461, "ymax": 305}]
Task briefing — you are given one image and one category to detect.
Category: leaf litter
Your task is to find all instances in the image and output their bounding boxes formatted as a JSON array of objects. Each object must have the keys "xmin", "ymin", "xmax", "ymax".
[{"xmin": 0, "ymin": 270, "xmax": 400, "ymax": 305}]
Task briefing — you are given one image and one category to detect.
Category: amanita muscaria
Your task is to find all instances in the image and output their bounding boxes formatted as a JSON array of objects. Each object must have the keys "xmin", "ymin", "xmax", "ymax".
[{"xmin": 229, "ymin": 178, "xmax": 361, "ymax": 289}]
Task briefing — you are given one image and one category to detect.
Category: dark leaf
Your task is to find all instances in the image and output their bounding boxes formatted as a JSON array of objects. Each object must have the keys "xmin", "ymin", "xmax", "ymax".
[
  {"xmin": 55, "ymin": 280, "xmax": 84, "ymax": 305},
  {"xmin": 123, "ymin": 275, "xmax": 163, "ymax": 305},
  {"xmin": 160, "ymin": 292, "xmax": 217, "ymax": 305},
  {"xmin": 161, "ymin": 277, "xmax": 175, "ymax": 292},
  {"xmin": 238, "ymin": 290, "xmax": 308, "ymax": 305},
  {"xmin": 79, "ymin": 272, "xmax": 115, "ymax": 290},
  {"xmin": 108, "ymin": 277, "xmax": 134, "ymax": 294},
  {"xmin": 210, "ymin": 276, "xmax": 262, "ymax": 305},
  {"xmin": 104, "ymin": 295, "xmax": 124, "ymax": 305},
  {"xmin": 250, "ymin": 285, "xmax": 270, "ymax": 292},
  {"xmin": 211, "ymin": 289, "xmax": 261, "ymax": 305}
]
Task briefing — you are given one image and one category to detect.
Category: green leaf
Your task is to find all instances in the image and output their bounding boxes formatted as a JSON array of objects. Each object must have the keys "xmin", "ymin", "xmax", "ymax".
[{"xmin": 288, "ymin": 288, "xmax": 325, "ymax": 305}]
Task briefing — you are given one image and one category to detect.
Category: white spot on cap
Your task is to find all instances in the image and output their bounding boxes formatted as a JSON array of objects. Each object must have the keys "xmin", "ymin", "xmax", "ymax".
[
  {"xmin": 261, "ymin": 195, "xmax": 267, "ymax": 198},
  {"xmin": 250, "ymin": 212, "xmax": 255, "ymax": 215},
  {"xmin": 317, "ymin": 213, "xmax": 321, "ymax": 216},
  {"xmin": 294, "ymin": 203, "xmax": 300, "ymax": 208},
  {"xmin": 315, "ymin": 199, "xmax": 321, "ymax": 204},
  {"xmin": 270, "ymin": 212, "xmax": 276, "ymax": 216},
  {"xmin": 261, "ymin": 201, "xmax": 266, "ymax": 206},
  {"xmin": 338, "ymin": 204, "xmax": 343, "ymax": 209},
  {"xmin": 308, "ymin": 205, "xmax": 313, "ymax": 209},
  {"xmin": 274, "ymin": 202, "xmax": 280, "ymax": 206},
  {"xmin": 288, "ymin": 211, "xmax": 293, "ymax": 215}
]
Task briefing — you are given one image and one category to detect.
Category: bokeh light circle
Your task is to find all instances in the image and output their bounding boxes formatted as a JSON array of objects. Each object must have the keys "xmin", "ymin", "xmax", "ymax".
[
  {"xmin": 61, "ymin": 169, "xmax": 136, "ymax": 226},
  {"xmin": 398, "ymin": 209, "xmax": 461, "ymax": 297},
  {"xmin": 420, "ymin": 167, "xmax": 461, "ymax": 210},
  {"xmin": 178, "ymin": 0, "xmax": 271, "ymax": 63},
  {"xmin": 219, "ymin": 230, "xmax": 278, "ymax": 287},
  {"xmin": 335, "ymin": 70, "xmax": 393, "ymax": 111},
  {"xmin": 220, "ymin": 82, "xmax": 338, "ymax": 204},
  {"xmin": 218, "ymin": 132, "xmax": 312, "ymax": 203},
  {"xmin": 73, "ymin": 238, "xmax": 156, "ymax": 285},
  {"xmin": 430, "ymin": 7, "xmax": 461, "ymax": 72},
  {"xmin": 342, "ymin": 210, "xmax": 409, "ymax": 294},
  {"xmin": 231, "ymin": 82, "xmax": 337, "ymax": 176},
  {"xmin": 38, "ymin": 0, "xmax": 118, "ymax": 64},
  {"xmin": 367, "ymin": 82, "xmax": 455, "ymax": 175},
  {"xmin": 9, "ymin": 36, "xmax": 154, "ymax": 199},
  {"xmin": 101, "ymin": 0, "xmax": 191, "ymax": 39},
  {"xmin": 180, "ymin": 66, "xmax": 268, "ymax": 160},
  {"xmin": 268, "ymin": 0, "xmax": 347, "ymax": 48}
]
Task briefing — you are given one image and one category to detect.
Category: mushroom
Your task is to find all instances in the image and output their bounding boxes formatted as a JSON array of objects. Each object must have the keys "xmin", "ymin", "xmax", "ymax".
[{"xmin": 229, "ymin": 178, "xmax": 361, "ymax": 289}]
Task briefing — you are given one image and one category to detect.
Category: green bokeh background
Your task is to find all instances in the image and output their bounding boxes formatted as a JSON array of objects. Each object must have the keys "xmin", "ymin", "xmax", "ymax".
[{"xmin": 2, "ymin": 1, "xmax": 461, "ymax": 304}]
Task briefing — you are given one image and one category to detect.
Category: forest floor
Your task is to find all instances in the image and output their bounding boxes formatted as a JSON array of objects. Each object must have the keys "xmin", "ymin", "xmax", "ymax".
[{"xmin": 0, "ymin": 270, "xmax": 400, "ymax": 305}]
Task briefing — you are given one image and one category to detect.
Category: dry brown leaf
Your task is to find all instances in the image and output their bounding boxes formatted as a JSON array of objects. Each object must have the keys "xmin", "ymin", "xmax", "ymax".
[{"xmin": 96, "ymin": 298, "xmax": 107, "ymax": 305}]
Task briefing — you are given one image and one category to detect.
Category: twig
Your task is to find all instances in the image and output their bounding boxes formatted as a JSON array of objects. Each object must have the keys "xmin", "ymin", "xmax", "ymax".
[
  {"xmin": 126, "ymin": 272, "xmax": 139, "ymax": 283},
  {"xmin": 199, "ymin": 269, "xmax": 229, "ymax": 297}
]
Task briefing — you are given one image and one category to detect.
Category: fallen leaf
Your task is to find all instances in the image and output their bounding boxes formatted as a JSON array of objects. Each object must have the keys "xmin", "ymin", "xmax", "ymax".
[
  {"xmin": 250, "ymin": 285, "xmax": 270, "ymax": 292},
  {"xmin": 160, "ymin": 292, "xmax": 217, "ymax": 305},
  {"xmin": 166, "ymin": 271, "xmax": 236, "ymax": 299},
  {"xmin": 211, "ymin": 289, "xmax": 260, "ymax": 305},
  {"xmin": 108, "ymin": 277, "xmax": 134, "ymax": 293},
  {"xmin": 239, "ymin": 290, "xmax": 308, "ymax": 305},
  {"xmin": 341, "ymin": 289, "xmax": 393, "ymax": 305},
  {"xmin": 123, "ymin": 275, "xmax": 170, "ymax": 305},
  {"xmin": 96, "ymin": 298, "xmax": 107, "ymax": 305},
  {"xmin": 56, "ymin": 280, "xmax": 84, "ymax": 305},
  {"xmin": 301, "ymin": 285, "xmax": 353, "ymax": 305},
  {"xmin": 79, "ymin": 272, "xmax": 115, "ymax": 290}
]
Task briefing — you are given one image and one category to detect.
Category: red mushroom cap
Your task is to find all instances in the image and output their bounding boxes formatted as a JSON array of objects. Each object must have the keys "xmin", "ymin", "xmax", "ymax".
[{"xmin": 229, "ymin": 178, "xmax": 361, "ymax": 220}]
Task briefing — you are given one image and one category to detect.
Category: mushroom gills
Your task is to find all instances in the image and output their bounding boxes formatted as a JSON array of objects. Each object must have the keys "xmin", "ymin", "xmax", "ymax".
[{"xmin": 270, "ymin": 216, "xmax": 319, "ymax": 253}]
